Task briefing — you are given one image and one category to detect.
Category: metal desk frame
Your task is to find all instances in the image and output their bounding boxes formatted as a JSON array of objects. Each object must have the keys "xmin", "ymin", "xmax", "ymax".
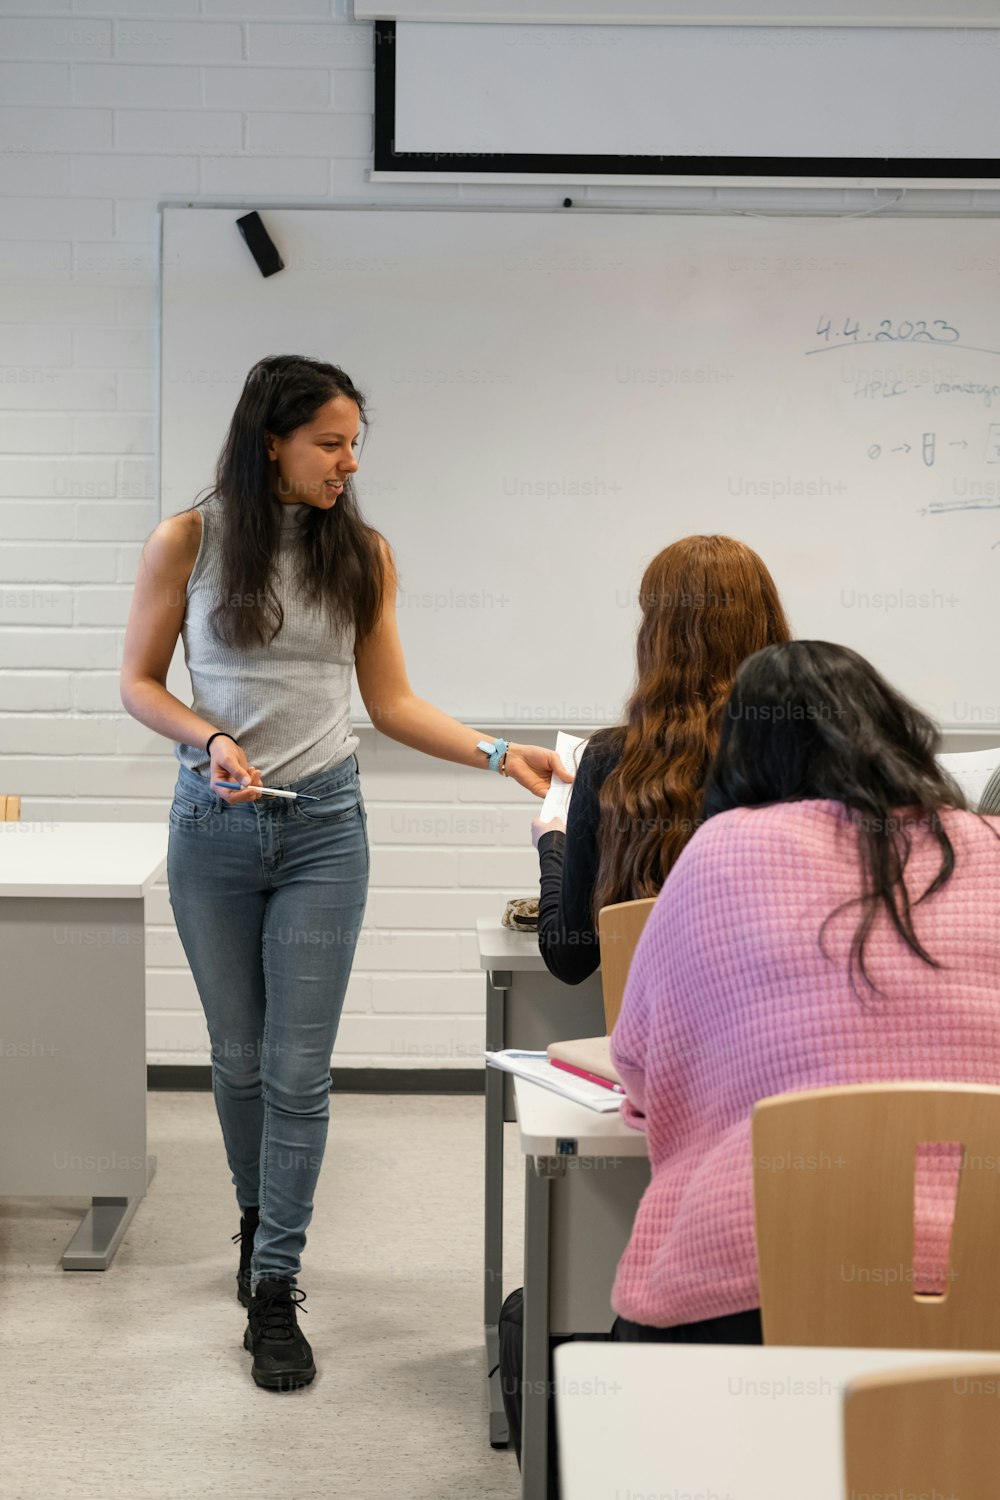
[
  {"xmin": 515, "ymin": 1077, "xmax": 650, "ymax": 1500},
  {"xmin": 479, "ymin": 921, "xmax": 605, "ymax": 1448}
]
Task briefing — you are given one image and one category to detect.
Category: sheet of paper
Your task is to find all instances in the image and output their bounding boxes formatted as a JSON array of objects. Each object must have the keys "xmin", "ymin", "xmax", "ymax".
[
  {"xmin": 937, "ymin": 748, "xmax": 1000, "ymax": 809},
  {"xmin": 539, "ymin": 731, "xmax": 590, "ymax": 825}
]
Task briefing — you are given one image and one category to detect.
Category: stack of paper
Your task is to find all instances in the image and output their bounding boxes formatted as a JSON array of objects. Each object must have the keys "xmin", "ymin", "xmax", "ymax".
[{"xmin": 485, "ymin": 1049, "xmax": 623, "ymax": 1113}]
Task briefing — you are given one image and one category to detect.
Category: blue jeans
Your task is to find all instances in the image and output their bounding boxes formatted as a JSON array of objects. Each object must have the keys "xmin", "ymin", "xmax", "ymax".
[{"xmin": 167, "ymin": 752, "xmax": 369, "ymax": 1292}]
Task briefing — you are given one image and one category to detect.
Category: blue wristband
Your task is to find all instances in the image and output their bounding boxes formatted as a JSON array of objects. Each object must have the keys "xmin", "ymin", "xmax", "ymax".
[{"xmin": 476, "ymin": 736, "xmax": 509, "ymax": 773}]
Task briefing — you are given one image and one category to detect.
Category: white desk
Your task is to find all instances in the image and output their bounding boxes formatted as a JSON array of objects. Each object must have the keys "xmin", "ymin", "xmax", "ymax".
[
  {"xmin": 514, "ymin": 1074, "xmax": 650, "ymax": 1500},
  {"xmin": 0, "ymin": 822, "xmax": 167, "ymax": 1269},
  {"xmin": 553, "ymin": 1342, "xmax": 1000, "ymax": 1499},
  {"xmin": 477, "ymin": 920, "xmax": 606, "ymax": 1447}
]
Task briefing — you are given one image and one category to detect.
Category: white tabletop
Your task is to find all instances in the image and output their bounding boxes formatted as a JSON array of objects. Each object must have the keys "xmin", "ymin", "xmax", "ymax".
[
  {"xmin": 0, "ymin": 822, "xmax": 169, "ymax": 898},
  {"xmin": 513, "ymin": 1074, "xmax": 649, "ymax": 1158},
  {"xmin": 476, "ymin": 918, "xmax": 551, "ymax": 970},
  {"xmin": 553, "ymin": 1342, "xmax": 1000, "ymax": 1500}
]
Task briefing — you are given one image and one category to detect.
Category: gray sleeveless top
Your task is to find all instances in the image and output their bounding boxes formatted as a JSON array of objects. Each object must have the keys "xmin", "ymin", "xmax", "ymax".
[{"xmin": 175, "ymin": 493, "xmax": 359, "ymax": 784}]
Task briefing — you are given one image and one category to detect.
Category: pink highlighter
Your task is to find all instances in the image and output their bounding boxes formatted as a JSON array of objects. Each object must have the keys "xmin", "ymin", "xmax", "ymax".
[{"xmin": 549, "ymin": 1059, "xmax": 625, "ymax": 1095}]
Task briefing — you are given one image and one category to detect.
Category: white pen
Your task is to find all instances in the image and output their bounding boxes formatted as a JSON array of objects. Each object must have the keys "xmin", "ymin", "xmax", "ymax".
[{"xmin": 214, "ymin": 780, "xmax": 320, "ymax": 801}]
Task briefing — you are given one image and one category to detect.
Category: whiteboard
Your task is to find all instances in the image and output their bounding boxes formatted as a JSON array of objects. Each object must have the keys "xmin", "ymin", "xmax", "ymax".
[{"xmin": 161, "ymin": 208, "xmax": 1000, "ymax": 730}]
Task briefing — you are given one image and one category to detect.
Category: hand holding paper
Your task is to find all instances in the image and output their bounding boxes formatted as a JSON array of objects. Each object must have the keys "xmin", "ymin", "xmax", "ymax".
[
  {"xmin": 503, "ymin": 740, "xmax": 575, "ymax": 800},
  {"xmin": 538, "ymin": 731, "xmax": 588, "ymax": 823}
]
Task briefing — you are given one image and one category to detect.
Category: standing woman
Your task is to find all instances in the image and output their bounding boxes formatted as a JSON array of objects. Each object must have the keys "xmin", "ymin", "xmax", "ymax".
[{"xmin": 120, "ymin": 354, "xmax": 570, "ymax": 1392}]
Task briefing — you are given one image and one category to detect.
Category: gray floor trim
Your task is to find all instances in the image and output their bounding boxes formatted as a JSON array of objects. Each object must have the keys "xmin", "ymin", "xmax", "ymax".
[{"xmin": 148, "ymin": 1065, "xmax": 485, "ymax": 1094}]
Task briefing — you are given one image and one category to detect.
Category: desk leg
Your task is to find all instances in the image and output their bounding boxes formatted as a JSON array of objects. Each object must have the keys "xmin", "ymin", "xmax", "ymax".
[
  {"xmin": 62, "ymin": 1154, "xmax": 158, "ymax": 1270},
  {"xmin": 485, "ymin": 969, "xmax": 511, "ymax": 1447},
  {"xmin": 522, "ymin": 1154, "xmax": 562, "ymax": 1500}
]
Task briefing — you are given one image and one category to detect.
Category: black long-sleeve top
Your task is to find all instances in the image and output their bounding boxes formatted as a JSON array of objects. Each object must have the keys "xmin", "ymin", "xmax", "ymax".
[{"xmin": 536, "ymin": 730, "xmax": 623, "ymax": 986}]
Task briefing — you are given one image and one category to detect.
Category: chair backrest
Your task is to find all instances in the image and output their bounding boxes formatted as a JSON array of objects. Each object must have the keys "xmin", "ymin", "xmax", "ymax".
[
  {"xmin": 752, "ymin": 1082, "xmax": 1000, "ymax": 1349},
  {"xmin": 843, "ymin": 1361, "xmax": 1000, "ymax": 1500},
  {"xmin": 1, "ymin": 795, "xmax": 21, "ymax": 821},
  {"xmin": 980, "ymin": 760, "xmax": 1000, "ymax": 816},
  {"xmin": 597, "ymin": 897, "xmax": 656, "ymax": 1032}
]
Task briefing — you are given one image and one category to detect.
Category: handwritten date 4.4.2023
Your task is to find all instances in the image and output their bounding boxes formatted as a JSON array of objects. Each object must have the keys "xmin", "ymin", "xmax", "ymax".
[{"xmin": 815, "ymin": 316, "xmax": 960, "ymax": 345}]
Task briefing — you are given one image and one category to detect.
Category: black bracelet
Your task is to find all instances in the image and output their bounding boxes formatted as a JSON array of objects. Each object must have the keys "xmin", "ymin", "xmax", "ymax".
[{"xmin": 205, "ymin": 731, "xmax": 239, "ymax": 755}]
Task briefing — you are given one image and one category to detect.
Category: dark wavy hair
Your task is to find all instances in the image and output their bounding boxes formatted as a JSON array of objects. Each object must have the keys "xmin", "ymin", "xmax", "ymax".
[
  {"xmin": 591, "ymin": 535, "xmax": 791, "ymax": 925},
  {"xmin": 702, "ymin": 640, "xmax": 979, "ymax": 997},
  {"xmin": 192, "ymin": 355, "xmax": 389, "ymax": 650}
]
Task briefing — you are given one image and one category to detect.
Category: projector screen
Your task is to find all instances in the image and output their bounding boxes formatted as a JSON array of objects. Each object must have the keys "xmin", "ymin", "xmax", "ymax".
[
  {"xmin": 358, "ymin": 2, "xmax": 999, "ymax": 22},
  {"xmin": 374, "ymin": 21, "xmax": 1000, "ymax": 180}
]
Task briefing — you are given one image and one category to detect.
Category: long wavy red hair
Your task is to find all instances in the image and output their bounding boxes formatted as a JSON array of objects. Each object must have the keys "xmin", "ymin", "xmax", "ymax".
[{"xmin": 591, "ymin": 535, "xmax": 791, "ymax": 925}]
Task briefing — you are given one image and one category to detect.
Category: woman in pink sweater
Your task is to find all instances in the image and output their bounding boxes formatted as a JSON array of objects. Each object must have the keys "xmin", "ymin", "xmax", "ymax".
[{"xmin": 609, "ymin": 639, "xmax": 1000, "ymax": 1342}]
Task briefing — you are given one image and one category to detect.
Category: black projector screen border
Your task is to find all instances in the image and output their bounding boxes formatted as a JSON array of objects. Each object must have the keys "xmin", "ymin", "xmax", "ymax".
[{"xmin": 372, "ymin": 19, "xmax": 999, "ymax": 181}]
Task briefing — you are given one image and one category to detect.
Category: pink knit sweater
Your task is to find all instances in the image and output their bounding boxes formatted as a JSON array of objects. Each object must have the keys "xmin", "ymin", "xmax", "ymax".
[{"xmin": 609, "ymin": 799, "xmax": 1000, "ymax": 1328}]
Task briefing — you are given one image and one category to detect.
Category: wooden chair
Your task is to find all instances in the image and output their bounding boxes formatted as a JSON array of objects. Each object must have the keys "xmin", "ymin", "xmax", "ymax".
[
  {"xmin": 1, "ymin": 795, "xmax": 20, "ymax": 821},
  {"xmin": 752, "ymin": 1082, "xmax": 1000, "ymax": 1348},
  {"xmin": 597, "ymin": 897, "xmax": 656, "ymax": 1031},
  {"xmin": 843, "ymin": 1361, "xmax": 1000, "ymax": 1500},
  {"xmin": 980, "ymin": 760, "xmax": 1000, "ymax": 816}
]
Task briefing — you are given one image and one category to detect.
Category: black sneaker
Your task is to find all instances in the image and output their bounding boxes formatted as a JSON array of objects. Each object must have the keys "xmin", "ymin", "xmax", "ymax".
[
  {"xmin": 231, "ymin": 1207, "xmax": 260, "ymax": 1308},
  {"xmin": 243, "ymin": 1277, "xmax": 315, "ymax": 1391}
]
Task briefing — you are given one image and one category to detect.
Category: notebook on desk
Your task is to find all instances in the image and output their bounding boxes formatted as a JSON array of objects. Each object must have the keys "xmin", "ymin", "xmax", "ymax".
[{"xmin": 485, "ymin": 1049, "xmax": 622, "ymax": 1112}]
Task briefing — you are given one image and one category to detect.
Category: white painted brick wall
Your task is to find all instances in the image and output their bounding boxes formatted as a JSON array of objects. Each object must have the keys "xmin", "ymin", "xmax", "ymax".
[{"xmin": 2, "ymin": 5, "xmax": 999, "ymax": 1069}]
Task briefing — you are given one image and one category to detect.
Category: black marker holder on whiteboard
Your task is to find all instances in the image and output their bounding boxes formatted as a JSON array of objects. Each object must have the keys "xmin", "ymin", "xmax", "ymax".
[{"xmin": 236, "ymin": 212, "xmax": 285, "ymax": 278}]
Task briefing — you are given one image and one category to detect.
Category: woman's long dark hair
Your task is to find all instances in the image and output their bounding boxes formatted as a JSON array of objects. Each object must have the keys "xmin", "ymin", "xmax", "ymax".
[
  {"xmin": 702, "ymin": 640, "xmax": 973, "ymax": 996},
  {"xmin": 591, "ymin": 535, "xmax": 791, "ymax": 926},
  {"xmin": 195, "ymin": 355, "xmax": 388, "ymax": 650}
]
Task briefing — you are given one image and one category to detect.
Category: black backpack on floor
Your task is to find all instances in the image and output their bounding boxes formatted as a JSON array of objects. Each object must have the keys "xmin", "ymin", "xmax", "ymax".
[{"xmin": 496, "ymin": 1285, "xmax": 610, "ymax": 1500}]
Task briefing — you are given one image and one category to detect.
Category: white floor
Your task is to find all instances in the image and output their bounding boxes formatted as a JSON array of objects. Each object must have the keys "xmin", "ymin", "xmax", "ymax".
[{"xmin": 0, "ymin": 1090, "xmax": 526, "ymax": 1500}]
